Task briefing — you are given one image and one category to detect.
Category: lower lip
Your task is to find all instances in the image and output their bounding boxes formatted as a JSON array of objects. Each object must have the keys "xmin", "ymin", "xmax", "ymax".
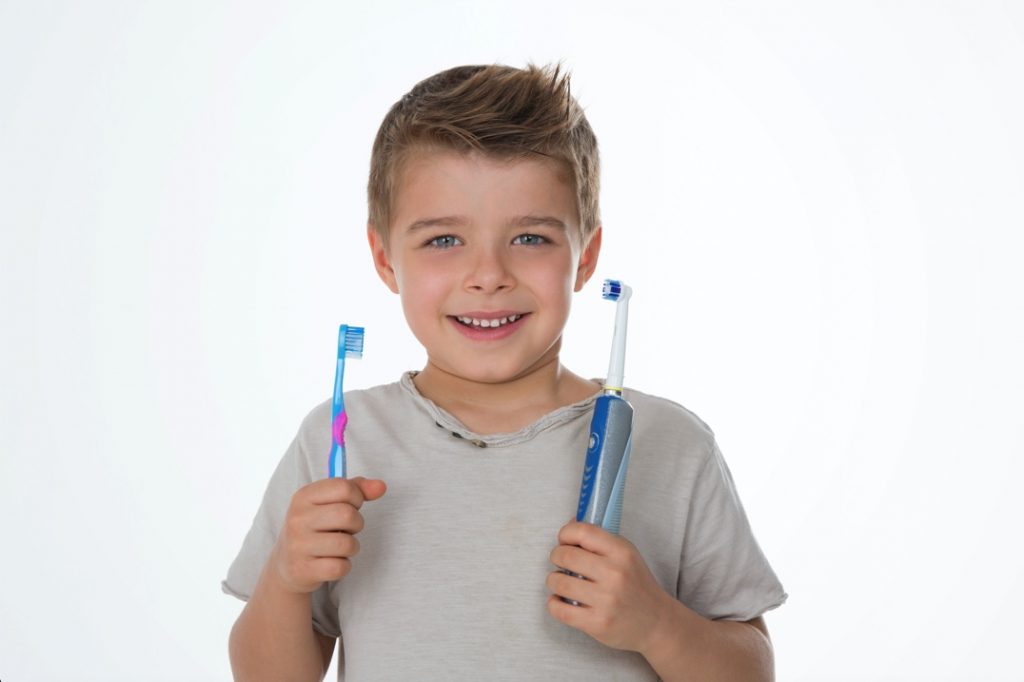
[{"xmin": 449, "ymin": 314, "xmax": 529, "ymax": 341}]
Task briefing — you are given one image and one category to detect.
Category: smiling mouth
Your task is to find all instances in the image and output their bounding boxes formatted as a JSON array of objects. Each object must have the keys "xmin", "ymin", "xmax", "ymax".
[{"xmin": 452, "ymin": 313, "xmax": 526, "ymax": 329}]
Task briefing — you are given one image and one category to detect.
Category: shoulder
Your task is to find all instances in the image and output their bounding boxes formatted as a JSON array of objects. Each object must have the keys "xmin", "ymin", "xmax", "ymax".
[{"xmin": 621, "ymin": 385, "xmax": 716, "ymax": 445}]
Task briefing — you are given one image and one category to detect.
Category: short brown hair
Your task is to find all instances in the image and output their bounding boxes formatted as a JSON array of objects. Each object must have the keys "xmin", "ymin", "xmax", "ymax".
[{"xmin": 367, "ymin": 63, "xmax": 601, "ymax": 246}]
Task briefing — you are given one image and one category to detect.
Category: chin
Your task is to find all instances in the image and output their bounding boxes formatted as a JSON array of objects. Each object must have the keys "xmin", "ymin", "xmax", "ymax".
[
  {"xmin": 436, "ymin": 359, "xmax": 533, "ymax": 385},
  {"xmin": 458, "ymin": 366, "xmax": 525, "ymax": 384}
]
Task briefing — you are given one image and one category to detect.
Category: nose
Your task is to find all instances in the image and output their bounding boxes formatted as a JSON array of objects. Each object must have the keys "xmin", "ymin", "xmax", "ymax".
[{"xmin": 464, "ymin": 244, "xmax": 515, "ymax": 293}]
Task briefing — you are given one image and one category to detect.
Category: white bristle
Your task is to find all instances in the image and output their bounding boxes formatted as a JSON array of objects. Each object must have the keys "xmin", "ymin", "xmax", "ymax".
[
  {"xmin": 602, "ymin": 279, "xmax": 622, "ymax": 300},
  {"xmin": 340, "ymin": 325, "xmax": 365, "ymax": 358}
]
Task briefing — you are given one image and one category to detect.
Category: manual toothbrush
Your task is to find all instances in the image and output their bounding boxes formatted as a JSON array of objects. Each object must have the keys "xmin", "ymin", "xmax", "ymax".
[{"xmin": 328, "ymin": 324, "xmax": 364, "ymax": 479}]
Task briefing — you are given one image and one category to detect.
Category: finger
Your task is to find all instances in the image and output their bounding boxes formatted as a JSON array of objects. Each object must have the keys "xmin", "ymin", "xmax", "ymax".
[
  {"xmin": 546, "ymin": 569, "xmax": 595, "ymax": 606},
  {"xmin": 309, "ymin": 503, "xmax": 364, "ymax": 533},
  {"xmin": 557, "ymin": 520, "xmax": 621, "ymax": 557},
  {"xmin": 309, "ymin": 556, "xmax": 353, "ymax": 582},
  {"xmin": 550, "ymin": 544, "xmax": 604, "ymax": 580},
  {"xmin": 307, "ymin": 531, "xmax": 361, "ymax": 559},
  {"xmin": 546, "ymin": 593, "xmax": 593, "ymax": 628},
  {"xmin": 355, "ymin": 477, "xmax": 387, "ymax": 501},
  {"xmin": 303, "ymin": 478, "xmax": 366, "ymax": 508}
]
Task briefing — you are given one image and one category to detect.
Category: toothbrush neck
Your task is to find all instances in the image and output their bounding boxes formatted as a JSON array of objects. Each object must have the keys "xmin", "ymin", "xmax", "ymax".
[{"xmin": 604, "ymin": 299, "xmax": 630, "ymax": 390}]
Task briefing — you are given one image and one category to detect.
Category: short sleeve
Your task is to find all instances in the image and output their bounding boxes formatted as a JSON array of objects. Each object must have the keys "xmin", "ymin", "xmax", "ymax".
[
  {"xmin": 221, "ymin": 426, "xmax": 342, "ymax": 638},
  {"xmin": 677, "ymin": 440, "xmax": 787, "ymax": 621}
]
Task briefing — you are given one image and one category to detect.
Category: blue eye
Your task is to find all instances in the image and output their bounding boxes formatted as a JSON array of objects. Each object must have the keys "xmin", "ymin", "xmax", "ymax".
[
  {"xmin": 513, "ymin": 233, "xmax": 548, "ymax": 246},
  {"xmin": 427, "ymin": 235, "xmax": 461, "ymax": 249}
]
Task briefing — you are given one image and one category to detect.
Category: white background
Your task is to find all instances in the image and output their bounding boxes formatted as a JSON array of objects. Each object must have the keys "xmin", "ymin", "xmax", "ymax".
[{"xmin": 2, "ymin": 1, "xmax": 1022, "ymax": 680}]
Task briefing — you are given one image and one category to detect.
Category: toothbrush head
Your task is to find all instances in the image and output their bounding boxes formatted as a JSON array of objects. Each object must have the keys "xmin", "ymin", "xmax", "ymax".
[
  {"xmin": 338, "ymin": 325, "xmax": 365, "ymax": 359},
  {"xmin": 602, "ymin": 278, "xmax": 632, "ymax": 302}
]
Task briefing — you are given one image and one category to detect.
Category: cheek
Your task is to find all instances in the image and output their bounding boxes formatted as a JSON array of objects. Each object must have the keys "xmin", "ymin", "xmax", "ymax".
[
  {"xmin": 398, "ymin": 262, "xmax": 450, "ymax": 316},
  {"xmin": 522, "ymin": 254, "xmax": 575, "ymax": 313},
  {"xmin": 533, "ymin": 252, "xmax": 577, "ymax": 291}
]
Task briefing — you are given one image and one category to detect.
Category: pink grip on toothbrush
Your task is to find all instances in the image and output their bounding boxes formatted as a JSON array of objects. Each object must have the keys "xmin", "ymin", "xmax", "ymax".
[{"xmin": 332, "ymin": 411, "xmax": 348, "ymax": 447}]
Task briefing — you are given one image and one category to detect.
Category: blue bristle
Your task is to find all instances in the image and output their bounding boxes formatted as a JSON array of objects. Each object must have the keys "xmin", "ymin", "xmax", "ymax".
[
  {"xmin": 602, "ymin": 279, "xmax": 622, "ymax": 300},
  {"xmin": 343, "ymin": 326, "xmax": 365, "ymax": 358}
]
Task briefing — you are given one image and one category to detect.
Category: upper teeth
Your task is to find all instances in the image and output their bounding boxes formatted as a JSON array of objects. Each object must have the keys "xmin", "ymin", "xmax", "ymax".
[{"xmin": 456, "ymin": 314, "xmax": 522, "ymax": 328}]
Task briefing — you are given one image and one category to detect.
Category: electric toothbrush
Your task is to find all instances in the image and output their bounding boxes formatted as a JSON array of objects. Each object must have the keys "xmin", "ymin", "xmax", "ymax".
[{"xmin": 575, "ymin": 279, "xmax": 634, "ymax": 532}]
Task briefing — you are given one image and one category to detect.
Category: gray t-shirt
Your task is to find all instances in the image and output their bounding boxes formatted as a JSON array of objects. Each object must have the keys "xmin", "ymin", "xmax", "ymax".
[{"xmin": 223, "ymin": 373, "xmax": 787, "ymax": 681}]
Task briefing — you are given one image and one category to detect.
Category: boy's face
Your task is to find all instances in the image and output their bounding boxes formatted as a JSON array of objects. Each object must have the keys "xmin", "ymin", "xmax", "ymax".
[{"xmin": 369, "ymin": 150, "xmax": 601, "ymax": 386}]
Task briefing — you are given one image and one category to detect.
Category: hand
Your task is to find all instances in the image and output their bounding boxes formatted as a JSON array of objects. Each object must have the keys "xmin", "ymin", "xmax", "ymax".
[
  {"xmin": 269, "ymin": 476, "xmax": 387, "ymax": 594},
  {"xmin": 546, "ymin": 520, "xmax": 676, "ymax": 654}
]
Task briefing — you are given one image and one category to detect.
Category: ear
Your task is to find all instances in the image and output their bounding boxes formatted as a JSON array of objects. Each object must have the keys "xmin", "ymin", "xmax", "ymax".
[
  {"xmin": 573, "ymin": 226, "xmax": 602, "ymax": 292},
  {"xmin": 367, "ymin": 224, "xmax": 400, "ymax": 294}
]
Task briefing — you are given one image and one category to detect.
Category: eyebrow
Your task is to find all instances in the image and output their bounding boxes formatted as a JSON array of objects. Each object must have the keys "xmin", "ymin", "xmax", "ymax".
[{"xmin": 404, "ymin": 215, "xmax": 568, "ymax": 233}]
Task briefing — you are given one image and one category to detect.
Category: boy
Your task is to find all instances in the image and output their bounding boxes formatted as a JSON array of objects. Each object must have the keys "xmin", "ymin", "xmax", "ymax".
[{"xmin": 224, "ymin": 63, "xmax": 786, "ymax": 681}]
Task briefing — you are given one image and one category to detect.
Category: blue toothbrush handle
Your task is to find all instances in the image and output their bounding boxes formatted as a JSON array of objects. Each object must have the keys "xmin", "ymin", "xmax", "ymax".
[
  {"xmin": 329, "ymin": 407, "xmax": 348, "ymax": 479},
  {"xmin": 562, "ymin": 393, "xmax": 634, "ymax": 605},
  {"xmin": 576, "ymin": 394, "xmax": 634, "ymax": 532},
  {"xmin": 329, "ymin": 442, "xmax": 346, "ymax": 479}
]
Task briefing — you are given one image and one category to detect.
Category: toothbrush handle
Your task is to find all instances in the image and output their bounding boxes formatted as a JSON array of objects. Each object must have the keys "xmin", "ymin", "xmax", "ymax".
[
  {"xmin": 576, "ymin": 394, "xmax": 634, "ymax": 532},
  {"xmin": 329, "ymin": 442, "xmax": 346, "ymax": 479},
  {"xmin": 562, "ymin": 393, "xmax": 634, "ymax": 605},
  {"xmin": 329, "ymin": 410, "xmax": 348, "ymax": 478}
]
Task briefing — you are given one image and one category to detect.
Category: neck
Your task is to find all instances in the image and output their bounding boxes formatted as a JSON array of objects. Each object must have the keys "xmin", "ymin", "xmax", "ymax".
[{"xmin": 412, "ymin": 355, "xmax": 599, "ymax": 434}]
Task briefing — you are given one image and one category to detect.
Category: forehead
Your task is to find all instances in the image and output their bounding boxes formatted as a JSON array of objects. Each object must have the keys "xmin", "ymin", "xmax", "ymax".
[{"xmin": 392, "ymin": 149, "xmax": 578, "ymax": 227}]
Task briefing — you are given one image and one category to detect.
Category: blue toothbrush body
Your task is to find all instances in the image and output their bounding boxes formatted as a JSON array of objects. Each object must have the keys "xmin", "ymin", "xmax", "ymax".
[
  {"xmin": 576, "ymin": 392, "xmax": 634, "ymax": 533},
  {"xmin": 329, "ymin": 324, "xmax": 364, "ymax": 479}
]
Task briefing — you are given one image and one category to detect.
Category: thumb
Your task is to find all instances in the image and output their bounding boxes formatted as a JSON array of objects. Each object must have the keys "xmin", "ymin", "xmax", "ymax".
[{"xmin": 352, "ymin": 477, "xmax": 387, "ymax": 501}]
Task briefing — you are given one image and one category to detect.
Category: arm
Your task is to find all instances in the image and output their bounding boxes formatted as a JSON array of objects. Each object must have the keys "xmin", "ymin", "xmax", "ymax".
[
  {"xmin": 547, "ymin": 521, "xmax": 774, "ymax": 682},
  {"xmin": 642, "ymin": 609, "xmax": 774, "ymax": 682},
  {"xmin": 229, "ymin": 568, "xmax": 336, "ymax": 681},
  {"xmin": 229, "ymin": 476, "xmax": 386, "ymax": 682}
]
